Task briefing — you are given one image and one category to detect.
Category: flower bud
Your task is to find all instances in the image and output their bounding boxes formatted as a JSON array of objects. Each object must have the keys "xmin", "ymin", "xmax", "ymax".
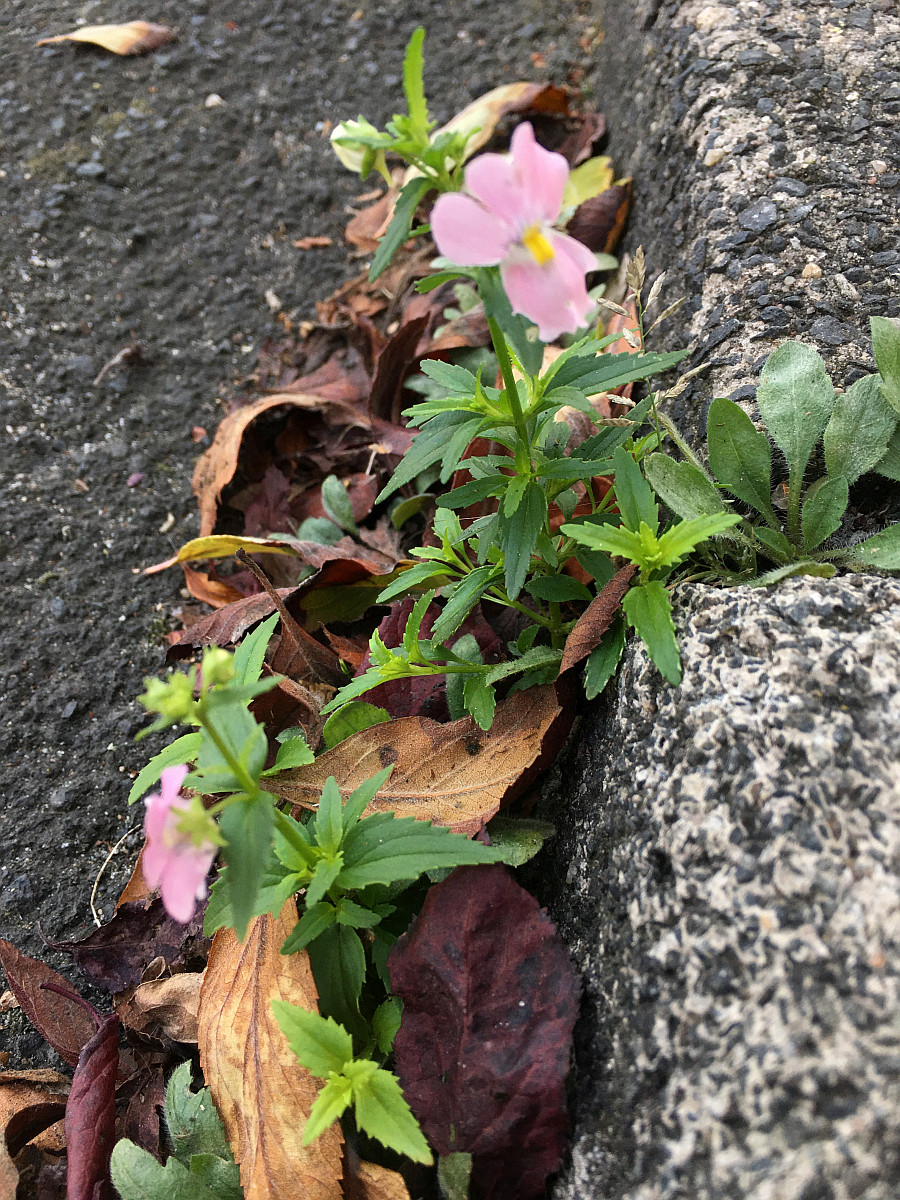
[{"xmin": 200, "ymin": 645, "xmax": 234, "ymax": 689}]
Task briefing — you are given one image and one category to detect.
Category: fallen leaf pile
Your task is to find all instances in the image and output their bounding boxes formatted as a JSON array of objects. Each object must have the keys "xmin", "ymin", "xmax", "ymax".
[{"xmin": 1, "ymin": 79, "xmax": 642, "ymax": 1200}]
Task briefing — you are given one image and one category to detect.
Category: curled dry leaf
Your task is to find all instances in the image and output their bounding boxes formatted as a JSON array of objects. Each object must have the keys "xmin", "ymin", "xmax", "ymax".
[
  {"xmin": 198, "ymin": 900, "xmax": 343, "ymax": 1200},
  {"xmin": 0, "ymin": 1070, "xmax": 69, "ymax": 1165},
  {"xmin": 65, "ymin": 1008, "xmax": 119, "ymax": 1200},
  {"xmin": 118, "ymin": 972, "xmax": 203, "ymax": 1043},
  {"xmin": 0, "ymin": 941, "xmax": 96, "ymax": 1068},
  {"xmin": 37, "ymin": 21, "xmax": 175, "ymax": 55},
  {"xmin": 559, "ymin": 564, "xmax": 636, "ymax": 674},
  {"xmin": 271, "ymin": 684, "xmax": 563, "ymax": 835},
  {"xmin": 343, "ymin": 1159, "xmax": 411, "ymax": 1200},
  {"xmin": 389, "ymin": 865, "xmax": 580, "ymax": 1200}
]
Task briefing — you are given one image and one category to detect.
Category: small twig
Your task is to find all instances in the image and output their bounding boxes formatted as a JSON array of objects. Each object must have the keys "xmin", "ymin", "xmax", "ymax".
[
  {"xmin": 89, "ymin": 824, "xmax": 140, "ymax": 926},
  {"xmin": 92, "ymin": 340, "xmax": 145, "ymax": 386},
  {"xmin": 235, "ymin": 549, "xmax": 310, "ymax": 660}
]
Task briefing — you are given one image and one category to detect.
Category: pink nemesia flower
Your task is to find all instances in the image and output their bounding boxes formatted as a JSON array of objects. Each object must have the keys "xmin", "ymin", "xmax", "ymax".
[
  {"xmin": 430, "ymin": 122, "xmax": 597, "ymax": 342},
  {"xmin": 143, "ymin": 764, "xmax": 216, "ymax": 924}
]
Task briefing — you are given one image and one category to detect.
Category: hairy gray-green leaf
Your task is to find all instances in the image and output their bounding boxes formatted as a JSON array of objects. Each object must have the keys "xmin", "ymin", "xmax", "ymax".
[
  {"xmin": 823, "ymin": 374, "xmax": 898, "ymax": 484},
  {"xmin": 841, "ymin": 524, "xmax": 900, "ymax": 571},
  {"xmin": 871, "ymin": 315, "xmax": 900, "ymax": 415},
  {"xmin": 874, "ymin": 424, "xmax": 900, "ymax": 482},
  {"xmin": 706, "ymin": 397, "xmax": 778, "ymax": 526},
  {"xmin": 756, "ymin": 342, "xmax": 835, "ymax": 488},
  {"xmin": 801, "ymin": 476, "xmax": 849, "ymax": 550},
  {"xmin": 644, "ymin": 453, "xmax": 726, "ymax": 521}
]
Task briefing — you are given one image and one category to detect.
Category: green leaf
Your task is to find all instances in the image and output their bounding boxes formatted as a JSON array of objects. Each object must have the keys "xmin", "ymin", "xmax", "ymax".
[
  {"xmin": 294, "ymin": 516, "xmax": 343, "ymax": 545},
  {"xmin": 352, "ymin": 1066, "xmax": 433, "ymax": 1164},
  {"xmin": 654, "ymin": 512, "xmax": 742, "ymax": 566},
  {"xmin": 194, "ymin": 696, "xmax": 267, "ymax": 794},
  {"xmin": 401, "ymin": 26, "xmax": 428, "ymax": 132},
  {"xmin": 128, "ymin": 732, "xmax": 202, "ymax": 805},
  {"xmin": 303, "ymin": 1075, "xmax": 353, "ymax": 1144},
  {"xmin": 745, "ymin": 560, "xmax": 837, "ymax": 587},
  {"xmin": 376, "ymin": 561, "xmax": 454, "ymax": 605},
  {"xmin": 219, "ymin": 794, "xmax": 276, "ymax": 942},
  {"xmin": 500, "ymin": 482, "xmax": 547, "ymax": 599},
  {"xmin": 706, "ymin": 397, "xmax": 778, "ymax": 525},
  {"xmin": 279, "ymin": 901, "xmax": 338, "ymax": 955},
  {"xmin": 611, "ymin": 447, "xmax": 658, "ymax": 533},
  {"xmin": 305, "ymin": 855, "xmax": 344, "ymax": 909},
  {"xmin": 871, "ymin": 315, "xmax": 900, "ymax": 414},
  {"xmin": 342, "ymin": 766, "xmax": 395, "ymax": 828},
  {"xmin": 110, "ymin": 1140, "xmax": 221, "ymax": 1200},
  {"xmin": 314, "ymin": 777, "xmax": 345, "ymax": 857},
  {"xmin": 484, "ymin": 817, "xmax": 556, "ymax": 867},
  {"xmin": 307, "ymin": 924, "xmax": 367, "ymax": 1037},
  {"xmin": 644, "ymin": 454, "xmax": 726, "ymax": 521},
  {"xmin": 622, "ymin": 580, "xmax": 681, "ymax": 685},
  {"xmin": 536, "ymin": 455, "xmax": 615, "ymax": 481},
  {"xmin": 756, "ymin": 342, "xmax": 835, "ymax": 491},
  {"xmin": 431, "ymin": 565, "xmax": 502, "ymax": 643},
  {"xmin": 874, "ymin": 423, "xmax": 900, "ymax": 481},
  {"xmin": 439, "ymin": 417, "xmax": 487, "ymax": 483},
  {"xmin": 548, "ymin": 348, "xmax": 689, "ymax": 396},
  {"xmin": 841, "ymin": 523, "xmax": 900, "ymax": 570},
  {"xmin": 369, "ymin": 176, "xmax": 431, "ymax": 282},
  {"xmin": 462, "ymin": 673, "xmax": 496, "ymax": 730},
  {"xmin": 271, "ymin": 1002, "xmax": 353, "ymax": 1078},
  {"xmin": 445, "ymin": 634, "xmax": 483, "ymax": 721},
  {"xmin": 164, "ymin": 1063, "xmax": 232, "ymax": 1165},
  {"xmin": 203, "ymin": 861, "xmax": 302, "ymax": 937},
  {"xmin": 418, "ymin": 358, "xmax": 479, "ymax": 395},
  {"xmin": 320, "ymin": 474, "xmax": 358, "ymax": 534},
  {"xmin": 377, "ymin": 413, "xmax": 475, "ymax": 501},
  {"xmin": 233, "ymin": 612, "xmax": 279, "ymax": 687},
  {"xmin": 335, "ymin": 897, "xmax": 384, "ymax": 929},
  {"xmin": 525, "ymin": 575, "xmax": 593, "ymax": 604},
  {"xmin": 483, "ymin": 646, "xmax": 561, "ymax": 686},
  {"xmin": 438, "ymin": 1153, "xmax": 473, "ymax": 1200},
  {"xmin": 823, "ymin": 373, "xmax": 898, "ymax": 484},
  {"xmin": 372, "ymin": 998, "xmax": 402, "ymax": 1055},
  {"xmin": 322, "ymin": 703, "xmax": 390, "ymax": 749},
  {"xmin": 560, "ymin": 519, "xmax": 643, "ymax": 563},
  {"xmin": 186, "ymin": 1155, "xmax": 242, "ymax": 1200},
  {"xmin": 262, "ymin": 733, "xmax": 314, "ymax": 775},
  {"xmin": 338, "ymin": 815, "xmax": 501, "ymax": 889},
  {"xmin": 753, "ymin": 524, "xmax": 794, "ymax": 562},
  {"xmin": 391, "ymin": 493, "xmax": 435, "ymax": 529},
  {"xmin": 801, "ymin": 476, "xmax": 849, "ymax": 550},
  {"xmin": 437, "ymin": 474, "xmax": 508, "ymax": 510},
  {"xmin": 584, "ymin": 615, "xmax": 626, "ymax": 700}
]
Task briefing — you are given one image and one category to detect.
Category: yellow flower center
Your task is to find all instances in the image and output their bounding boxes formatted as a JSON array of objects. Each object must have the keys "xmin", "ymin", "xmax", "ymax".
[{"xmin": 522, "ymin": 224, "xmax": 555, "ymax": 265}]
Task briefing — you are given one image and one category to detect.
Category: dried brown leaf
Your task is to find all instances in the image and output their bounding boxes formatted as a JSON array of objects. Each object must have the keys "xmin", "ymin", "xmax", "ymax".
[
  {"xmin": 0, "ymin": 1071, "xmax": 68, "ymax": 1160},
  {"xmin": 344, "ymin": 1160, "xmax": 411, "ymax": 1200},
  {"xmin": 37, "ymin": 21, "xmax": 175, "ymax": 55},
  {"xmin": 559, "ymin": 564, "xmax": 636, "ymax": 674},
  {"xmin": 0, "ymin": 941, "xmax": 96, "ymax": 1068},
  {"xmin": 272, "ymin": 685, "xmax": 563, "ymax": 834},
  {"xmin": 118, "ymin": 973, "xmax": 203, "ymax": 1043},
  {"xmin": 198, "ymin": 901, "xmax": 343, "ymax": 1200},
  {"xmin": 293, "ymin": 236, "xmax": 333, "ymax": 250}
]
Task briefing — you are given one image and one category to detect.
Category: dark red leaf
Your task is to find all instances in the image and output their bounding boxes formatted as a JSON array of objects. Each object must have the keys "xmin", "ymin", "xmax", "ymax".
[
  {"xmin": 566, "ymin": 181, "xmax": 632, "ymax": 254},
  {"xmin": 558, "ymin": 563, "xmax": 636, "ymax": 674},
  {"xmin": 65, "ymin": 1006, "xmax": 118, "ymax": 1200},
  {"xmin": 369, "ymin": 315, "xmax": 429, "ymax": 423},
  {"xmin": 45, "ymin": 899, "xmax": 208, "ymax": 994},
  {"xmin": 0, "ymin": 941, "xmax": 96, "ymax": 1068},
  {"xmin": 389, "ymin": 865, "xmax": 580, "ymax": 1200}
]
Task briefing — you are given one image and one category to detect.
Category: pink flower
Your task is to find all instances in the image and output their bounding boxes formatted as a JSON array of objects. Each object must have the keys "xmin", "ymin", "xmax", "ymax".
[
  {"xmin": 430, "ymin": 122, "xmax": 597, "ymax": 342},
  {"xmin": 143, "ymin": 765, "xmax": 217, "ymax": 924}
]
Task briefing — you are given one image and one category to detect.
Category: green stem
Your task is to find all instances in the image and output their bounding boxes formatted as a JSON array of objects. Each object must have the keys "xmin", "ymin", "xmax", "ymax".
[
  {"xmin": 487, "ymin": 315, "xmax": 531, "ymax": 459},
  {"xmin": 484, "ymin": 587, "xmax": 555, "ymax": 630},
  {"xmin": 786, "ymin": 478, "xmax": 802, "ymax": 547}
]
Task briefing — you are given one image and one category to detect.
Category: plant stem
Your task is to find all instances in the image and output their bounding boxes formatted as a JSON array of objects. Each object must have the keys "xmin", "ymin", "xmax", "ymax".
[
  {"xmin": 487, "ymin": 315, "xmax": 531, "ymax": 458},
  {"xmin": 786, "ymin": 478, "xmax": 802, "ymax": 547},
  {"xmin": 198, "ymin": 708, "xmax": 261, "ymax": 800}
]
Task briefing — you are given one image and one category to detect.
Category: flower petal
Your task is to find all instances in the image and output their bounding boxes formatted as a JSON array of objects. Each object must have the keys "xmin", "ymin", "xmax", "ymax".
[
  {"xmin": 509, "ymin": 122, "xmax": 569, "ymax": 225},
  {"xmin": 464, "ymin": 151, "xmax": 534, "ymax": 229},
  {"xmin": 159, "ymin": 763, "xmax": 189, "ymax": 803},
  {"xmin": 160, "ymin": 862, "xmax": 204, "ymax": 924},
  {"xmin": 501, "ymin": 234, "xmax": 596, "ymax": 342},
  {"xmin": 430, "ymin": 192, "xmax": 512, "ymax": 266}
]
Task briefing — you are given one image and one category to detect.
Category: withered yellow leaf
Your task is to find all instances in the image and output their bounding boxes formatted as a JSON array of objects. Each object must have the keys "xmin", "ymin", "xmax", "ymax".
[
  {"xmin": 198, "ymin": 901, "xmax": 343, "ymax": 1200},
  {"xmin": 37, "ymin": 22, "xmax": 175, "ymax": 56},
  {"xmin": 345, "ymin": 1160, "xmax": 411, "ymax": 1200},
  {"xmin": 143, "ymin": 533, "xmax": 299, "ymax": 576}
]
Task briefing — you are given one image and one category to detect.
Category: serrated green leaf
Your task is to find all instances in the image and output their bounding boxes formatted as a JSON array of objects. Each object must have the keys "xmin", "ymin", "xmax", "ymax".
[
  {"xmin": 823, "ymin": 373, "xmax": 898, "ymax": 484},
  {"xmin": 110, "ymin": 1139, "xmax": 221, "ymax": 1200},
  {"xmin": 430, "ymin": 565, "xmax": 502, "ymax": 643},
  {"xmin": 611, "ymin": 447, "xmax": 658, "ymax": 533},
  {"xmin": 584, "ymin": 615, "xmax": 627, "ymax": 700},
  {"xmin": 841, "ymin": 523, "xmax": 900, "ymax": 570},
  {"xmin": 314, "ymin": 777, "xmax": 344, "ymax": 856},
  {"xmin": 438, "ymin": 1153, "xmax": 473, "ymax": 1200},
  {"xmin": 352, "ymin": 1067, "xmax": 433, "ymax": 1164},
  {"xmin": 271, "ymin": 1002, "xmax": 353, "ymax": 1078},
  {"xmin": 305, "ymin": 855, "xmax": 344, "ymax": 908},
  {"xmin": 445, "ymin": 634, "xmax": 482, "ymax": 721},
  {"xmin": 622, "ymin": 580, "xmax": 681, "ymax": 685},
  {"xmin": 757, "ymin": 342, "xmax": 835, "ymax": 490},
  {"xmin": 871, "ymin": 315, "xmax": 900, "ymax": 415},
  {"xmin": 369, "ymin": 177, "xmax": 432, "ymax": 282},
  {"xmin": 377, "ymin": 412, "xmax": 474, "ymax": 501},
  {"xmin": 437, "ymin": 474, "xmax": 508, "ymax": 510},
  {"xmin": 707, "ymin": 396, "xmax": 778, "ymax": 525},
  {"xmin": 462, "ymin": 673, "xmax": 496, "ymax": 730},
  {"xmin": 186, "ymin": 1154, "xmax": 242, "ymax": 1200},
  {"xmin": 164, "ymin": 1063, "xmax": 233, "ymax": 1166},
  {"xmin": 401, "ymin": 26, "xmax": 428, "ymax": 132},
  {"xmin": 561, "ymin": 519, "xmax": 643, "ymax": 562},
  {"xmin": 439, "ymin": 417, "xmax": 487, "ymax": 483},
  {"xmin": 341, "ymin": 766, "xmax": 395, "ymax": 829},
  {"xmin": 418, "ymin": 358, "xmax": 479, "ymax": 395},
  {"xmin": 500, "ymin": 482, "xmax": 547, "ymax": 599},
  {"xmin": 219, "ymin": 794, "xmax": 276, "ymax": 942},
  {"xmin": 537, "ymin": 455, "xmax": 615, "ymax": 481},
  {"xmin": 303, "ymin": 1075, "xmax": 353, "ymax": 1144},
  {"xmin": 801, "ymin": 476, "xmax": 849, "ymax": 550},
  {"xmin": 655, "ymin": 512, "xmax": 741, "ymax": 565},
  {"xmin": 548, "ymin": 348, "xmax": 689, "ymax": 395},
  {"xmin": 128, "ymin": 732, "xmax": 202, "ymax": 805},
  {"xmin": 233, "ymin": 612, "xmax": 279, "ymax": 687},
  {"xmin": 338, "ymin": 816, "xmax": 501, "ymax": 889},
  {"xmin": 644, "ymin": 453, "xmax": 726, "ymax": 520},
  {"xmin": 525, "ymin": 575, "xmax": 593, "ymax": 604},
  {"xmin": 194, "ymin": 696, "xmax": 267, "ymax": 794},
  {"xmin": 335, "ymin": 897, "xmax": 383, "ymax": 928},
  {"xmin": 307, "ymin": 924, "xmax": 367, "ymax": 1037},
  {"xmin": 483, "ymin": 646, "xmax": 561, "ymax": 686},
  {"xmin": 279, "ymin": 901, "xmax": 338, "ymax": 955},
  {"xmin": 262, "ymin": 734, "xmax": 314, "ymax": 775},
  {"xmin": 321, "ymin": 474, "xmax": 358, "ymax": 534},
  {"xmin": 203, "ymin": 861, "xmax": 301, "ymax": 938}
]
